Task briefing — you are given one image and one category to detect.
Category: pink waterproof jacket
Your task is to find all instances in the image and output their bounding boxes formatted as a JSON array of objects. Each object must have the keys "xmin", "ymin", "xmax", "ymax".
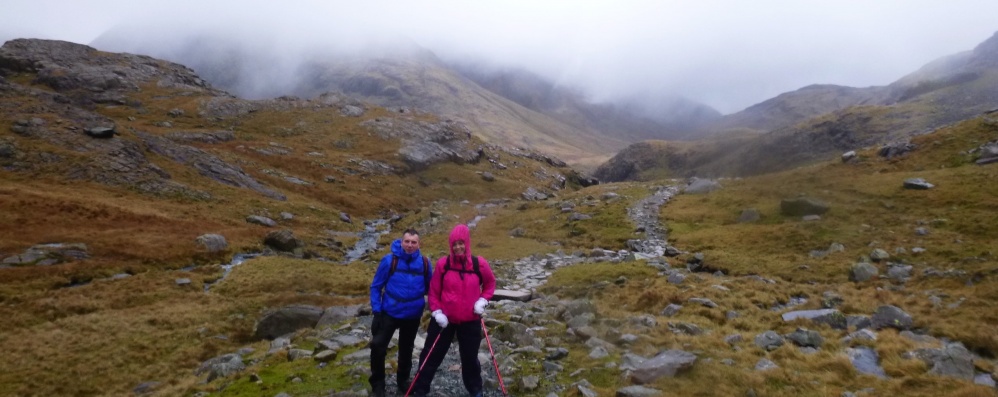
[{"xmin": 428, "ymin": 224, "xmax": 496, "ymax": 324}]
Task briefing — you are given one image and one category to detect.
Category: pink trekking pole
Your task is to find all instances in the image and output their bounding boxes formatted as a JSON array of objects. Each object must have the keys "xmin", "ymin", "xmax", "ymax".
[
  {"xmin": 481, "ymin": 318, "xmax": 508, "ymax": 396},
  {"xmin": 405, "ymin": 330, "xmax": 443, "ymax": 397}
]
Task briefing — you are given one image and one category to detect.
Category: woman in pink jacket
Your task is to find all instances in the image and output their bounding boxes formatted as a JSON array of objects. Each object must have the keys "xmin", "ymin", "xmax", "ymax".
[{"xmin": 409, "ymin": 224, "xmax": 496, "ymax": 397}]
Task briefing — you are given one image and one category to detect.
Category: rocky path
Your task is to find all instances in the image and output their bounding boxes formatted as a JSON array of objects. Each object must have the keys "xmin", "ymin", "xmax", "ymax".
[{"xmin": 395, "ymin": 186, "xmax": 680, "ymax": 397}]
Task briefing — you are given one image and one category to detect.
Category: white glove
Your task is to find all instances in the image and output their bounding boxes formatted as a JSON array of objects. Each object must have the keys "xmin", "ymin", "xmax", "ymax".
[
  {"xmin": 474, "ymin": 298, "xmax": 488, "ymax": 315},
  {"xmin": 432, "ymin": 310, "xmax": 449, "ymax": 328}
]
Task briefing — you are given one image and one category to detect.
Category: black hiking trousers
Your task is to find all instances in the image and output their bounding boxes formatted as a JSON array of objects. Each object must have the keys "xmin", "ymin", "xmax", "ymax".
[
  {"xmin": 410, "ymin": 320, "xmax": 483, "ymax": 397},
  {"xmin": 369, "ymin": 313, "xmax": 421, "ymax": 390}
]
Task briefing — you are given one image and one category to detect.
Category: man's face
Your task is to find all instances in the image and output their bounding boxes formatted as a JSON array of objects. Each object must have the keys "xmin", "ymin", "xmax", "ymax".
[{"xmin": 401, "ymin": 233, "xmax": 420, "ymax": 255}]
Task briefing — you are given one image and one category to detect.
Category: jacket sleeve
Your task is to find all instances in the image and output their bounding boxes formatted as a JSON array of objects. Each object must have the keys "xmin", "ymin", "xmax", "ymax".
[
  {"xmin": 369, "ymin": 255, "xmax": 391, "ymax": 313},
  {"xmin": 478, "ymin": 256, "xmax": 497, "ymax": 301},
  {"xmin": 427, "ymin": 258, "xmax": 446, "ymax": 313}
]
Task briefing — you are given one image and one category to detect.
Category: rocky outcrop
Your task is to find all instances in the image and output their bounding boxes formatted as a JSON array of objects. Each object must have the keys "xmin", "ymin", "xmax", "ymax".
[
  {"xmin": 253, "ymin": 305, "xmax": 324, "ymax": 340},
  {"xmin": 137, "ymin": 131, "xmax": 285, "ymax": 200}
]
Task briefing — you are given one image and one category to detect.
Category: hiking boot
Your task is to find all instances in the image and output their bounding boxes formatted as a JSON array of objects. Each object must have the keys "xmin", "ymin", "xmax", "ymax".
[
  {"xmin": 396, "ymin": 378, "xmax": 410, "ymax": 395},
  {"xmin": 372, "ymin": 381, "xmax": 386, "ymax": 397},
  {"xmin": 469, "ymin": 390, "xmax": 483, "ymax": 397}
]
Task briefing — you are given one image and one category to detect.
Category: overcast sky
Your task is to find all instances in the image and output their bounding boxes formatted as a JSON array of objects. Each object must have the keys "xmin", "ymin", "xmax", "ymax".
[{"xmin": 2, "ymin": 0, "xmax": 997, "ymax": 113}]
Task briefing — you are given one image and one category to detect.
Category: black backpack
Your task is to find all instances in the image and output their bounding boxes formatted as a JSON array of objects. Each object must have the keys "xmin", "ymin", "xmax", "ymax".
[
  {"xmin": 387, "ymin": 254, "xmax": 431, "ymax": 295},
  {"xmin": 441, "ymin": 255, "xmax": 482, "ymax": 287}
]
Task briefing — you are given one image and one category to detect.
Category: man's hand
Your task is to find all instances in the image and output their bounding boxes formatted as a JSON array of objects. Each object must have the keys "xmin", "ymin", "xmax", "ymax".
[
  {"xmin": 432, "ymin": 310, "xmax": 449, "ymax": 328},
  {"xmin": 474, "ymin": 298, "xmax": 488, "ymax": 315},
  {"xmin": 371, "ymin": 312, "xmax": 383, "ymax": 333}
]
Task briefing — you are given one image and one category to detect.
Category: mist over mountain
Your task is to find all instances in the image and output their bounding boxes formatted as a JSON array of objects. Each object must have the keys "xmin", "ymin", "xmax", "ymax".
[
  {"xmin": 595, "ymin": 30, "xmax": 998, "ymax": 181},
  {"xmin": 91, "ymin": 29, "xmax": 723, "ymax": 167}
]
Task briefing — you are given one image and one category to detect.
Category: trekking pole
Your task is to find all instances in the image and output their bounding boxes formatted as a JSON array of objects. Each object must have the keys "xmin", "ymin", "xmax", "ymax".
[
  {"xmin": 481, "ymin": 318, "xmax": 508, "ymax": 396},
  {"xmin": 405, "ymin": 330, "xmax": 443, "ymax": 397}
]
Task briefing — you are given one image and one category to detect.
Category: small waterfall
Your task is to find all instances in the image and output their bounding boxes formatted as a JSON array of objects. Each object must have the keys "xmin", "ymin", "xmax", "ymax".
[{"xmin": 204, "ymin": 252, "xmax": 260, "ymax": 292}]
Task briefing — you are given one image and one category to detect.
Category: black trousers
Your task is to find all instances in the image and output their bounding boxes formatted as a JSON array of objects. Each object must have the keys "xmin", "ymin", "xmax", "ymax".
[
  {"xmin": 410, "ymin": 320, "xmax": 483, "ymax": 396},
  {"xmin": 369, "ymin": 314, "xmax": 421, "ymax": 388}
]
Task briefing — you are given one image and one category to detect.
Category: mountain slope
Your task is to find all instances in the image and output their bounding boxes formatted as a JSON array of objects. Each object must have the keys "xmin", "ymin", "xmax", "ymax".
[{"xmin": 597, "ymin": 30, "xmax": 998, "ymax": 181}]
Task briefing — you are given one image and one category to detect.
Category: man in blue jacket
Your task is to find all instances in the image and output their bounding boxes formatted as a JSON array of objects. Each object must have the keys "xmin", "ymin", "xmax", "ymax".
[{"xmin": 369, "ymin": 228, "xmax": 431, "ymax": 397}]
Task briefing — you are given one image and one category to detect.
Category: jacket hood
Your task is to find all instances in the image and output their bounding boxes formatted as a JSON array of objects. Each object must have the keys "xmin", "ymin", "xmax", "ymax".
[
  {"xmin": 390, "ymin": 238, "xmax": 420, "ymax": 261},
  {"xmin": 448, "ymin": 224, "xmax": 472, "ymax": 264}
]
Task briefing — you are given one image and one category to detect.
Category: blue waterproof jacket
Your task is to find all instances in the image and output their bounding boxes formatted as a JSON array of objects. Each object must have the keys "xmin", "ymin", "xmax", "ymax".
[{"xmin": 369, "ymin": 239, "xmax": 431, "ymax": 320}]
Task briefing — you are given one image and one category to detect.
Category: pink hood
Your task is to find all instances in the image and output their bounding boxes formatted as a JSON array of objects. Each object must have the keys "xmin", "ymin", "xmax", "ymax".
[{"xmin": 428, "ymin": 224, "xmax": 496, "ymax": 324}]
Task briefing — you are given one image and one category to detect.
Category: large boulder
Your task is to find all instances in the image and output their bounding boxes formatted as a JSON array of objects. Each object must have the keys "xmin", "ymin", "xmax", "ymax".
[
  {"xmin": 316, "ymin": 305, "xmax": 363, "ymax": 328},
  {"xmin": 871, "ymin": 305, "xmax": 913, "ymax": 330},
  {"xmin": 195, "ymin": 353, "xmax": 245, "ymax": 382},
  {"xmin": 253, "ymin": 305, "xmax": 324, "ymax": 340},
  {"xmin": 264, "ymin": 229, "xmax": 303, "ymax": 252},
  {"xmin": 630, "ymin": 350, "xmax": 697, "ymax": 384},
  {"xmin": 195, "ymin": 234, "xmax": 228, "ymax": 253}
]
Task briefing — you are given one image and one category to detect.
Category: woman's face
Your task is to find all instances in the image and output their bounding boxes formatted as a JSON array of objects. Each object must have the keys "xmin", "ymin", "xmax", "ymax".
[{"xmin": 452, "ymin": 240, "xmax": 466, "ymax": 256}]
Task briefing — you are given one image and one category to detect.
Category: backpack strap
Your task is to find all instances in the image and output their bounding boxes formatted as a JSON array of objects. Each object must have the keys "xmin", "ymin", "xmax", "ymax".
[
  {"xmin": 472, "ymin": 256, "xmax": 482, "ymax": 287},
  {"xmin": 441, "ymin": 255, "xmax": 483, "ymax": 286},
  {"xmin": 389, "ymin": 255, "xmax": 399, "ymax": 278},
  {"xmin": 385, "ymin": 254, "xmax": 431, "ymax": 294},
  {"xmin": 422, "ymin": 255, "xmax": 430, "ymax": 294}
]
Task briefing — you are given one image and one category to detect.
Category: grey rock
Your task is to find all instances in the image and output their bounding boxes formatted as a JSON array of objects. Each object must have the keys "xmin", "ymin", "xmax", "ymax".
[
  {"xmin": 253, "ymin": 305, "xmax": 323, "ymax": 340},
  {"xmin": 869, "ymin": 249, "xmax": 890, "ymax": 262},
  {"xmin": 165, "ymin": 130, "xmax": 235, "ymax": 144},
  {"xmin": 870, "ymin": 305, "xmax": 913, "ymax": 330},
  {"xmin": 850, "ymin": 262, "xmax": 879, "ymax": 282},
  {"xmin": 287, "ymin": 349, "xmax": 312, "ymax": 361},
  {"xmin": 522, "ymin": 187, "xmax": 548, "ymax": 201},
  {"xmin": 195, "ymin": 234, "xmax": 228, "ymax": 252},
  {"xmin": 802, "ymin": 214, "xmax": 821, "ymax": 221},
  {"xmin": 589, "ymin": 346, "xmax": 609, "ymax": 359},
  {"xmin": 688, "ymin": 298, "xmax": 718, "ymax": 308},
  {"xmin": 974, "ymin": 373, "xmax": 996, "ymax": 388},
  {"xmin": 132, "ymin": 381, "xmax": 161, "ymax": 395},
  {"xmin": 246, "ymin": 215, "xmax": 277, "ymax": 227},
  {"xmin": 493, "ymin": 289, "xmax": 532, "ymax": 302},
  {"xmin": 339, "ymin": 212, "xmax": 352, "ymax": 223},
  {"xmin": 841, "ymin": 329, "xmax": 877, "ymax": 343},
  {"xmin": 175, "ymin": 278, "xmax": 192, "ymax": 286},
  {"xmin": 841, "ymin": 150, "xmax": 857, "ymax": 162},
  {"xmin": 667, "ymin": 272, "xmax": 686, "ymax": 285},
  {"xmin": 316, "ymin": 305, "xmax": 362, "ymax": 328},
  {"xmin": 340, "ymin": 105, "xmax": 364, "ymax": 117},
  {"xmin": 520, "ymin": 375, "xmax": 540, "ymax": 391},
  {"xmin": 846, "ymin": 347, "xmax": 887, "ymax": 378},
  {"xmin": 847, "ymin": 315, "xmax": 872, "ymax": 330},
  {"xmin": 661, "ymin": 304, "xmax": 682, "ymax": 317},
  {"xmin": 195, "ymin": 353, "xmax": 245, "ymax": 382},
  {"xmin": 755, "ymin": 358, "xmax": 779, "ymax": 371},
  {"xmin": 616, "ymin": 385, "xmax": 662, "ymax": 397},
  {"xmin": 85, "ymin": 126, "xmax": 116, "ymax": 139},
  {"xmin": 545, "ymin": 347, "xmax": 569, "ymax": 361},
  {"xmin": 481, "ymin": 172, "xmax": 495, "ymax": 182},
  {"xmin": 138, "ymin": 132, "xmax": 285, "ymax": 200},
  {"xmin": 910, "ymin": 343, "xmax": 975, "ymax": 380},
  {"xmin": 724, "ymin": 334, "xmax": 743, "ymax": 345},
  {"xmin": 903, "ymin": 178, "xmax": 934, "ymax": 190},
  {"xmin": 264, "ymin": 229, "xmax": 303, "ymax": 252},
  {"xmin": 754, "ymin": 331, "xmax": 785, "ymax": 351},
  {"xmin": 878, "ymin": 140, "xmax": 916, "ymax": 158},
  {"xmin": 568, "ymin": 212, "xmax": 592, "ymax": 221},
  {"xmin": 785, "ymin": 328, "xmax": 823, "ymax": 348},
  {"xmin": 630, "ymin": 350, "xmax": 697, "ymax": 384}
]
